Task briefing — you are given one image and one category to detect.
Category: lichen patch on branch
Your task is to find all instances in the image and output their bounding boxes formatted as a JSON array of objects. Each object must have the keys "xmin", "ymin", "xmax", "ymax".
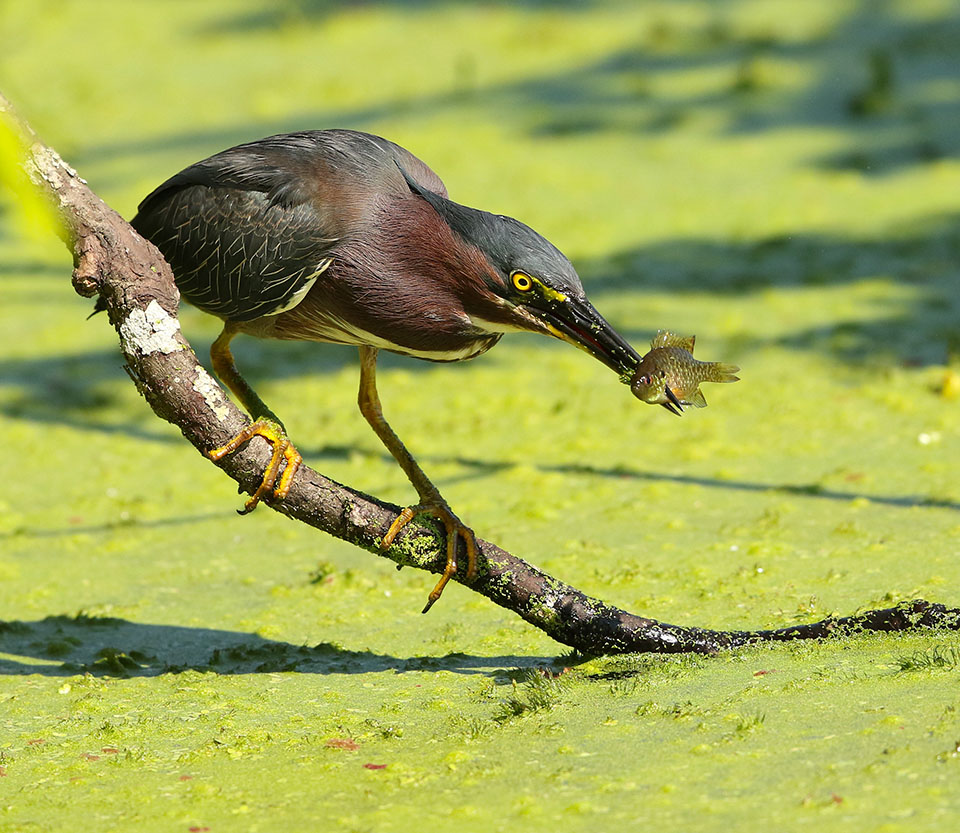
[
  {"xmin": 119, "ymin": 299, "xmax": 183, "ymax": 357},
  {"xmin": 25, "ymin": 143, "xmax": 83, "ymax": 192},
  {"xmin": 192, "ymin": 365, "xmax": 231, "ymax": 423}
]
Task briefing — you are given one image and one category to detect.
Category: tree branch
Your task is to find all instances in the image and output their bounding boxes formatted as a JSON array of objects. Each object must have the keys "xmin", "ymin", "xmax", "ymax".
[{"xmin": 5, "ymin": 91, "xmax": 959, "ymax": 654}]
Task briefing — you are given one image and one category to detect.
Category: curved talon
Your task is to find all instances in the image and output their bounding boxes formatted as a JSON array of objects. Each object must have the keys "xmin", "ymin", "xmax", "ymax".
[
  {"xmin": 381, "ymin": 502, "xmax": 478, "ymax": 613},
  {"xmin": 207, "ymin": 420, "xmax": 302, "ymax": 514}
]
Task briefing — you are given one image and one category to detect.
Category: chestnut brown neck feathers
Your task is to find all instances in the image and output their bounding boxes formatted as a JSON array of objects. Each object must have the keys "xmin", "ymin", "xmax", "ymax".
[{"xmin": 248, "ymin": 194, "xmax": 520, "ymax": 361}]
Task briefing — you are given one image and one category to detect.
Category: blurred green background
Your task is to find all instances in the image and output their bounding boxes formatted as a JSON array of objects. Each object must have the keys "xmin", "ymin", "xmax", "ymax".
[{"xmin": 2, "ymin": 1, "xmax": 960, "ymax": 831}]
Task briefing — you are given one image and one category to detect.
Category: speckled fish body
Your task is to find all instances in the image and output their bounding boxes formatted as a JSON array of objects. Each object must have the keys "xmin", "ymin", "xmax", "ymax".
[{"xmin": 630, "ymin": 330, "xmax": 739, "ymax": 412}]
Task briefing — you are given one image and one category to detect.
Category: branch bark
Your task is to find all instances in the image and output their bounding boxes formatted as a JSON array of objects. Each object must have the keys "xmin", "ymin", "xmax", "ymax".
[{"xmin": 5, "ymin": 92, "xmax": 959, "ymax": 654}]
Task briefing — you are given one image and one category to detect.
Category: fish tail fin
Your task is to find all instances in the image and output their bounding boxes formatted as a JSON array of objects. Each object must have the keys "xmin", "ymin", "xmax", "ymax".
[{"xmin": 708, "ymin": 362, "xmax": 740, "ymax": 384}]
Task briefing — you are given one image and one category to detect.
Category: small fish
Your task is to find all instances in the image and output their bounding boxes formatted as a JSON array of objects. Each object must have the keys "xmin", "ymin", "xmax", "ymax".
[{"xmin": 631, "ymin": 330, "xmax": 739, "ymax": 415}]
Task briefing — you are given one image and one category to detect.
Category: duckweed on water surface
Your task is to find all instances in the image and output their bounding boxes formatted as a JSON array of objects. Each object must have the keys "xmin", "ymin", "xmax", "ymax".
[{"xmin": 2, "ymin": 1, "xmax": 960, "ymax": 830}]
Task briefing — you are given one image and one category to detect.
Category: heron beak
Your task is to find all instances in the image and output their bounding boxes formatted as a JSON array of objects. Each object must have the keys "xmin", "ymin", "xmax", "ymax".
[
  {"xmin": 661, "ymin": 386, "xmax": 684, "ymax": 415},
  {"xmin": 528, "ymin": 296, "xmax": 642, "ymax": 381}
]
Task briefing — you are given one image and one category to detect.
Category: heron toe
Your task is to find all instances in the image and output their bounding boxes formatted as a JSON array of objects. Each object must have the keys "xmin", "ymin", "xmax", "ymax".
[
  {"xmin": 381, "ymin": 502, "xmax": 478, "ymax": 613},
  {"xmin": 207, "ymin": 419, "xmax": 302, "ymax": 514}
]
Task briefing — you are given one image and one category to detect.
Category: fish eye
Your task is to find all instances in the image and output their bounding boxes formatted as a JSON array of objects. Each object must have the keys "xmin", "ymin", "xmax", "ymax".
[
  {"xmin": 636, "ymin": 374, "xmax": 651, "ymax": 385},
  {"xmin": 511, "ymin": 272, "xmax": 533, "ymax": 292}
]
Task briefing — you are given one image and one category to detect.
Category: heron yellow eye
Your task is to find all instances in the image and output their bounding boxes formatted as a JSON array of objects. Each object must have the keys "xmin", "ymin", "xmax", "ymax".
[{"xmin": 512, "ymin": 272, "xmax": 533, "ymax": 292}]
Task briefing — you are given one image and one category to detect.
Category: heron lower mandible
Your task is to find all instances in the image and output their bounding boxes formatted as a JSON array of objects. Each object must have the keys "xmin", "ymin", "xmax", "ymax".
[{"xmin": 128, "ymin": 130, "xmax": 645, "ymax": 612}]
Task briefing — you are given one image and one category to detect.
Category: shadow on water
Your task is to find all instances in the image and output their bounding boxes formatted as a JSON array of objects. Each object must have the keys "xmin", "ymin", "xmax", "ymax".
[
  {"xmin": 3, "ymin": 442, "xmax": 954, "ymax": 546},
  {"xmin": 288, "ymin": 445, "xmax": 960, "ymax": 512},
  {"xmin": 194, "ymin": 0, "xmax": 597, "ymax": 36},
  {"xmin": 67, "ymin": 0, "xmax": 960, "ymax": 179},
  {"xmin": 3, "ymin": 212, "xmax": 958, "ymax": 440},
  {"xmin": 521, "ymin": 0, "xmax": 960, "ymax": 176},
  {"xmin": 0, "ymin": 347, "xmax": 182, "ymax": 444},
  {"xmin": 4, "ymin": 217, "xmax": 960, "ymax": 503},
  {"xmin": 6, "ymin": 0, "xmax": 959, "ymax": 439},
  {"xmin": 0, "ymin": 512, "xmax": 232, "ymax": 541},
  {"xmin": 0, "ymin": 615, "xmax": 560, "ymax": 678},
  {"xmin": 578, "ymin": 213, "xmax": 960, "ymax": 367},
  {"xmin": 0, "ymin": 340, "xmax": 360, "ymax": 443}
]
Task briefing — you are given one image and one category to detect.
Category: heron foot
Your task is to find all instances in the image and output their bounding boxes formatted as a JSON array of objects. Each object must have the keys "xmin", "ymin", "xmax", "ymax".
[
  {"xmin": 207, "ymin": 420, "xmax": 302, "ymax": 515},
  {"xmin": 381, "ymin": 502, "xmax": 478, "ymax": 613}
]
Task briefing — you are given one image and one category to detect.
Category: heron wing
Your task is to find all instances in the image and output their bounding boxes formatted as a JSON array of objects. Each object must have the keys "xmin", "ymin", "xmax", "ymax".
[
  {"xmin": 133, "ymin": 184, "xmax": 339, "ymax": 321},
  {"xmin": 131, "ymin": 130, "xmax": 448, "ymax": 322}
]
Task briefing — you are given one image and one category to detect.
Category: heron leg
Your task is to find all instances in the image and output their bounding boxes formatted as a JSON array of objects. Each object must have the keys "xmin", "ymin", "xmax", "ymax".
[
  {"xmin": 357, "ymin": 346, "xmax": 478, "ymax": 612},
  {"xmin": 208, "ymin": 323, "xmax": 302, "ymax": 514}
]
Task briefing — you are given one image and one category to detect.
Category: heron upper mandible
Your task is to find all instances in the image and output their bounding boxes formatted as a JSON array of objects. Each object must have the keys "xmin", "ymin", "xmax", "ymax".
[{"xmin": 129, "ymin": 130, "xmax": 647, "ymax": 611}]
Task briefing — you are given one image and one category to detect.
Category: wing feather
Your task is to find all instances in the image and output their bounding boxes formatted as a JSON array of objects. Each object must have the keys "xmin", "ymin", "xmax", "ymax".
[{"xmin": 131, "ymin": 130, "xmax": 447, "ymax": 322}]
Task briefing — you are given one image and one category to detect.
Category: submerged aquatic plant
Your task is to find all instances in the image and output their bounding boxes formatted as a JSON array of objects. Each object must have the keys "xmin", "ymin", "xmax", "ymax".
[{"xmin": 894, "ymin": 644, "xmax": 960, "ymax": 672}]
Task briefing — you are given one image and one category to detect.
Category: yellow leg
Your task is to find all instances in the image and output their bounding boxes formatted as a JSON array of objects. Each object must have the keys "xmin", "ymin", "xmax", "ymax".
[
  {"xmin": 208, "ymin": 324, "xmax": 302, "ymax": 513},
  {"xmin": 208, "ymin": 420, "xmax": 302, "ymax": 514},
  {"xmin": 358, "ymin": 346, "xmax": 477, "ymax": 612}
]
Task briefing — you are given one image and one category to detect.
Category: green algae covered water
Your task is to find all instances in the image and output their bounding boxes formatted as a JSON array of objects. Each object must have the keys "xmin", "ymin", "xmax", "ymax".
[{"xmin": 2, "ymin": 1, "xmax": 960, "ymax": 830}]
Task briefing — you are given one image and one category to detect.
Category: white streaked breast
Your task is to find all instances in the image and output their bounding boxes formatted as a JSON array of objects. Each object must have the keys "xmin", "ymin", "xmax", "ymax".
[{"xmin": 288, "ymin": 310, "xmax": 494, "ymax": 361}]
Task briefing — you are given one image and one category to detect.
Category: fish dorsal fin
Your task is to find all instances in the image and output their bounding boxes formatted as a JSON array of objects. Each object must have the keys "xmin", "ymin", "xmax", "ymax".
[
  {"xmin": 687, "ymin": 388, "xmax": 708, "ymax": 408},
  {"xmin": 651, "ymin": 330, "xmax": 696, "ymax": 352}
]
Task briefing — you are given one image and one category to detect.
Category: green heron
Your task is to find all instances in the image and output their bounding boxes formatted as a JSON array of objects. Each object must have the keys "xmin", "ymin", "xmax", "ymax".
[{"xmin": 130, "ymin": 129, "xmax": 651, "ymax": 611}]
